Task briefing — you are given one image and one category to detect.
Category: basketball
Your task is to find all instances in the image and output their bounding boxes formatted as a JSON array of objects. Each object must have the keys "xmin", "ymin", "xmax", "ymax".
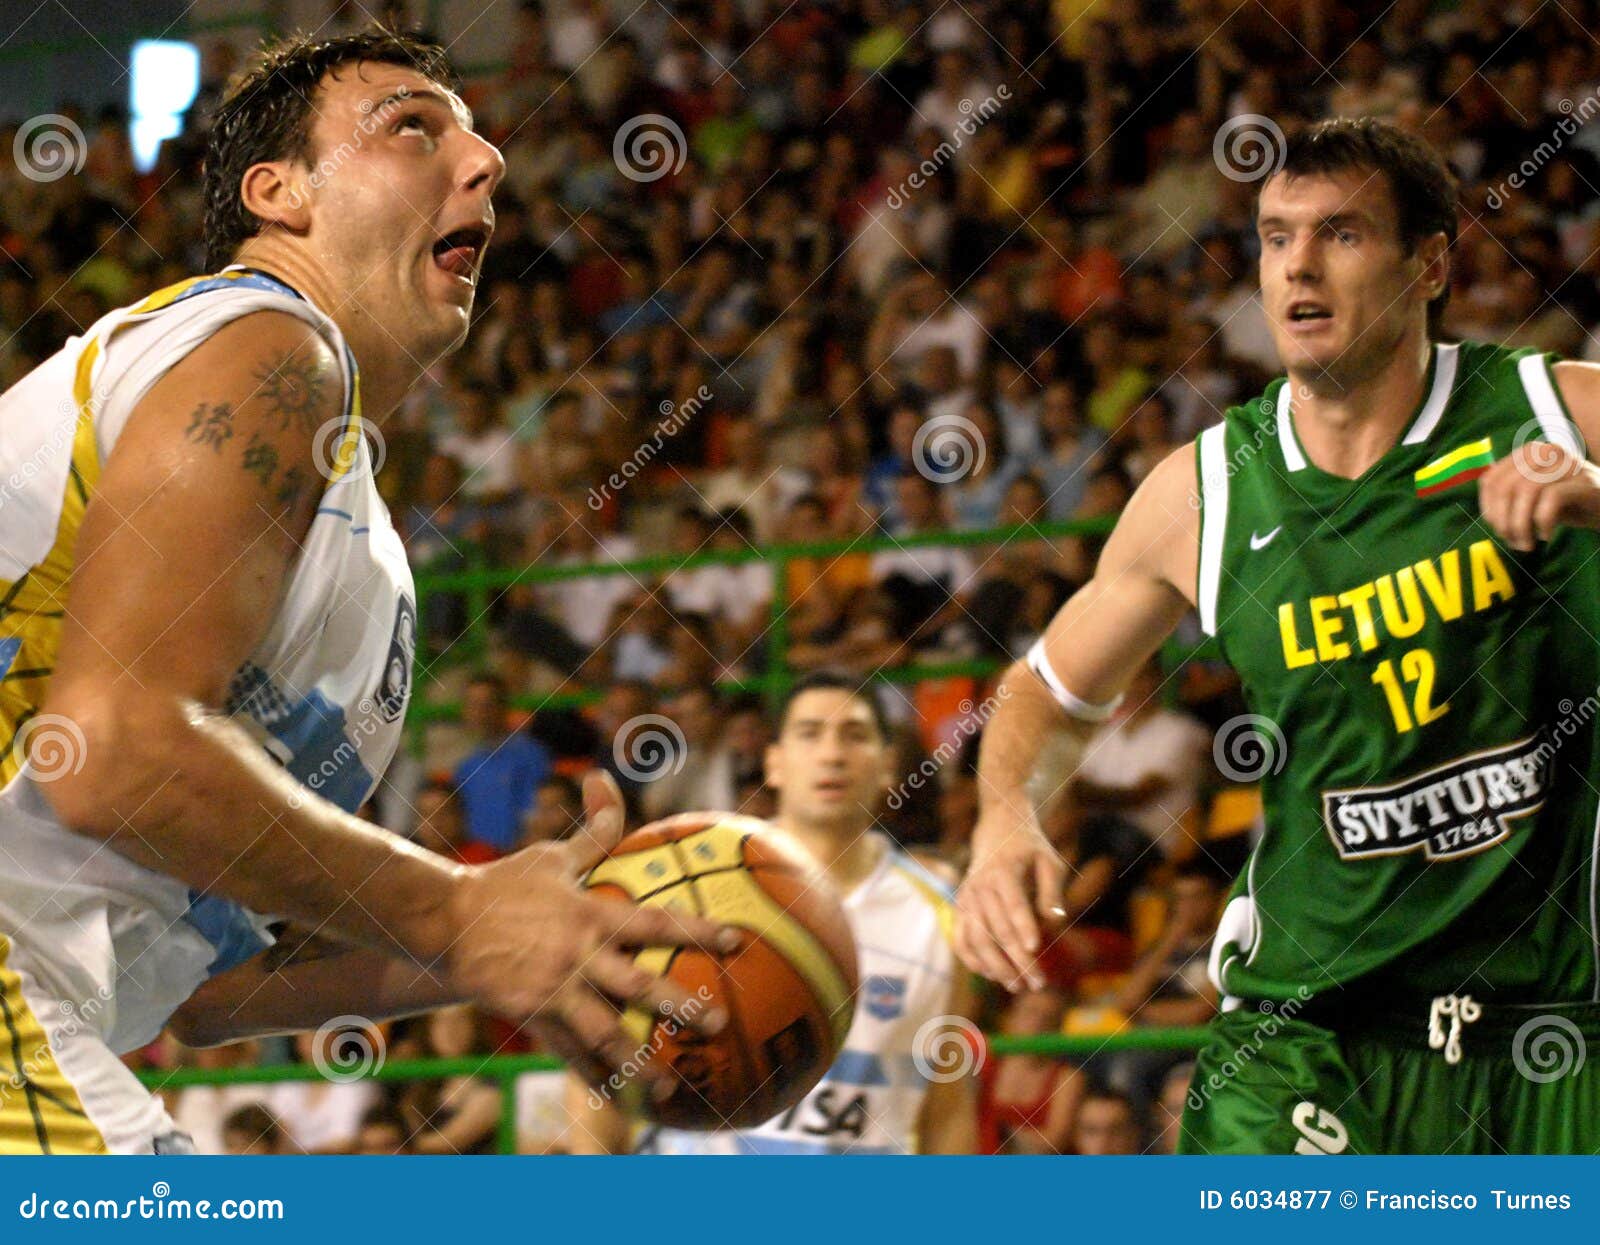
[{"xmin": 583, "ymin": 811, "xmax": 859, "ymax": 1130}]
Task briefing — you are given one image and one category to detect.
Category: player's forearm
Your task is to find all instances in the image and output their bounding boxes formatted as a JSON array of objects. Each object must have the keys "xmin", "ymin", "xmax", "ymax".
[
  {"xmin": 43, "ymin": 688, "xmax": 463, "ymax": 968},
  {"xmin": 974, "ymin": 662, "xmax": 1087, "ymax": 833},
  {"xmin": 170, "ymin": 944, "xmax": 460, "ymax": 1048}
]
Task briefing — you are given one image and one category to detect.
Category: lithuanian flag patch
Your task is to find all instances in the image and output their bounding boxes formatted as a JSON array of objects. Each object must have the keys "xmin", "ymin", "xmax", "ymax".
[{"xmin": 1414, "ymin": 437, "xmax": 1494, "ymax": 497}]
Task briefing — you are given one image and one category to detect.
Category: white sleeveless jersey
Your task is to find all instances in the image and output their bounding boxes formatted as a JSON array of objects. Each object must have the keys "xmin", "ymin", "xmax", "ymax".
[
  {"xmin": 643, "ymin": 835, "xmax": 958, "ymax": 1155},
  {"xmin": 0, "ymin": 269, "xmax": 414, "ymax": 1071}
]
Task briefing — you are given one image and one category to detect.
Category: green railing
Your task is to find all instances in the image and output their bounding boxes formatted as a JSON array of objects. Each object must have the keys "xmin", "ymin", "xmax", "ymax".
[
  {"xmin": 137, "ymin": 1028, "xmax": 1210, "ymax": 1154},
  {"xmin": 409, "ymin": 515, "xmax": 1223, "ymax": 745}
]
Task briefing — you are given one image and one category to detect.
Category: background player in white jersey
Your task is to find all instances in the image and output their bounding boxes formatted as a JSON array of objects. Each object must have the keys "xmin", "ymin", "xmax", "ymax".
[
  {"xmin": 566, "ymin": 672, "xmax": 979, "ymax": 1154},
  {"xmin": 0, "ymin": 27, "xmax": 730, "ymax": 1153}
]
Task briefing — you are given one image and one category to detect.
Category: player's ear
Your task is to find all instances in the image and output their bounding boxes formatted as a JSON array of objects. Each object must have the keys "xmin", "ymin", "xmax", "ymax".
[
  {"xmin": 238, "ymin": 160, "xmax": 313, "ymax": 235},
  {"xmin": 1413, "ymin": 230, "xmax": 1450, "ymax": 303},
  {"xmin": 763, "ymin": 741, "xmax": 785, "ymax": 794}
]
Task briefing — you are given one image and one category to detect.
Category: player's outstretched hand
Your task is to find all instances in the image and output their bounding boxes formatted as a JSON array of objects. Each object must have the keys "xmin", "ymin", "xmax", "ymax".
[
  {"xmin": 1478, "ymin": 441, "xmax": 1600, "ymax": 552},
  {"xmin": 443, "ymin": 770, "xmax": 736, "ymax": 1092},
  {"xmin": 954, "ymin": 803, "xmax": 1065, "ymax": 993}
]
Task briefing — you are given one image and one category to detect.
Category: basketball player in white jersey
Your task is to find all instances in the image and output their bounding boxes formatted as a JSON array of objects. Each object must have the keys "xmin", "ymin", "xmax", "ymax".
[
  {"xmin": 567, "ymin": 673, "xmax": 979, "ymax": 1154},
  {"xmin": 0, "ymin": 28, "xmax": 729, "ymax": 1153}
]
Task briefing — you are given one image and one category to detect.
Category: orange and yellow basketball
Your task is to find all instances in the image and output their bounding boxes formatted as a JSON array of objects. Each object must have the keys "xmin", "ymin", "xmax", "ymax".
[{"xmin": 584, "ymin": 811, "xmax": 859, "ymax": 1130}]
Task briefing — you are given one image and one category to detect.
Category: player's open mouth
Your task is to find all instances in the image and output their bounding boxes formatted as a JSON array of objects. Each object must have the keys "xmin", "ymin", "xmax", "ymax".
[
  {"xmin": 431, "ymin": 225, "xmax": 489, "ymax": 282},
  {"xmin": 1287, "ymin": 300, "xmax": 1333, "ymax": 325}
]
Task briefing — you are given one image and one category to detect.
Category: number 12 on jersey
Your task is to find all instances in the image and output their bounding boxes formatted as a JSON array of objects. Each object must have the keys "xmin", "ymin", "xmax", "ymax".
[{"xmin": 1371, "ymin": 648, "xmax": 1450, "ymax": 733}]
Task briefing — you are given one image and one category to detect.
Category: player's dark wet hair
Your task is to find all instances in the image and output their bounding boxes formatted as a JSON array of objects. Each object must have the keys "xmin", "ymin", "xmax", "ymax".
[
  {"xmin": 1266, "ymin": 117, "xmax": 1459, "ymax": 337},
  {"xmin": 202, "ymin": 25, "xmax": 457, "ymax": 271},
  {"xmin": 777, "ymin": 671, "xmax": 892, "ymax": 742}
]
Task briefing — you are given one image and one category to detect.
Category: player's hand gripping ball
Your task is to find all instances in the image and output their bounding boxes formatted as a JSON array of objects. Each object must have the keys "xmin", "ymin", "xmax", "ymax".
[{"xmin": 584, "ymin": 811, "xmax": 859, "ymax": 1130}]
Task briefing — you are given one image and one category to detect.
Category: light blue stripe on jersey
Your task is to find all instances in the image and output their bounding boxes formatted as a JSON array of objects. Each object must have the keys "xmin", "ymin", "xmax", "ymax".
[
  {"xmin": 166, "ymin": 271, "xmax": 308, "ymax": 307},
  {"xmin": 226, "ymin": 664, "xmax": 376, "ymax": 812},
  {"xmin": 889, "ymin": 849, "xmax": 957, "ymax": 902},
  {"xmin": 182, "ymin": 889, "xmax": 271, "ymax": 974},
  {"xmin": 269, "ymin": 690, "xmax": 376, "ymax": 812},
  {"xmin": 0, "ymin": 637, "xmax": 19, "ymax": 680},
  {"xmin": 737, "ymin": 1136, "xmax": 897, "ymax": 1156},
  {"xmin": 830, "ymin": 1049, "xmax": 890, "ymax": 1087},
  {"xmin": 834, "ymin": 1052, "xmax": 923, "ymax": 1086}
]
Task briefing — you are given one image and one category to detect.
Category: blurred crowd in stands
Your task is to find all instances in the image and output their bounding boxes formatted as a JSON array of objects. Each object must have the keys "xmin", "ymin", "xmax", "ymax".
[{"xmin": 7, "ymin": 0, "xmax": 1600, "ymax": 1151}]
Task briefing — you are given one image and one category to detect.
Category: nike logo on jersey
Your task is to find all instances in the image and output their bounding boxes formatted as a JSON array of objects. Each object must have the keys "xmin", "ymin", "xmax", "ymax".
[{"xmin": 1250, "ymin": 526, "xmax": 1282, "ymax": 550}]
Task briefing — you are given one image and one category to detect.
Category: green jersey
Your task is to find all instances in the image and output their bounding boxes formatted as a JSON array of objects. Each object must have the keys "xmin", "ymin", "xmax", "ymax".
[{"xmin": 1199, "ymin": 339, "xmax": 1600, "ymax": 1006}]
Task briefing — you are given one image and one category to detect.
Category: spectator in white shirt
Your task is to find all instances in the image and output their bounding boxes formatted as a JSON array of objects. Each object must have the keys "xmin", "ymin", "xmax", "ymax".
[
  {"xmin": 531, "ymin": 491, "xmax": 641, "ymax": 651},
  {"xmin": 1072, "ymin": 661, "xmax": 1212, "ymax": 859},
  {"xmin": 871, "ymin": 472, "xmax": 977, "ymax": 650},
  {"xmin": 170, "ymin": 1039, "xmax": 273, "ymax": 1155},
  {"xmin": 268, "ymin": 1028, "xmax": 378, "ymax": 1154},
  {"xmin": 437, "ymin": 380, "xmax": 519, "ymax": 505}
]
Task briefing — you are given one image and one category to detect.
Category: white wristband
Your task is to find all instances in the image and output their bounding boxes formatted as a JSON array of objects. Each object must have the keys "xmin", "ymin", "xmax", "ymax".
[{"xmin": 1025, "ymin": 638, "xmax": 1124, "ymax": 723}]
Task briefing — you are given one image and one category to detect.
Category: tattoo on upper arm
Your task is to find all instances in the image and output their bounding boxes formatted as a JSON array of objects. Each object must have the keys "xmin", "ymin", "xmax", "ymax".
[
  {"xmin": 192, "ymin": 340, "xmax": 339, "ymax": 513},
  {"xmin": 254, "ymin": 352, "xmax": 330, "ymax": 435},
  {"xmin": 241, "ymin": 433, "xmax": 280, "ymax": 488},
  {"xmin": 184, "ymin": 402, "xmax": 235, "ymax": 450}
]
